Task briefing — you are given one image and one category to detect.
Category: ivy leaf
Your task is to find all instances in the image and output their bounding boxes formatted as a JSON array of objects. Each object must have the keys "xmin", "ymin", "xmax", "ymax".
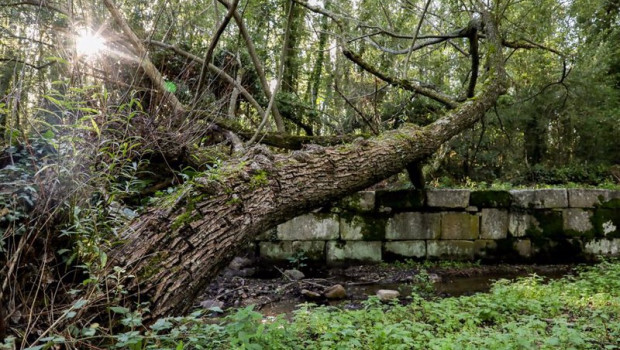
[
  {"xmin": 42, "ymin": 129, "xmax": 55, "ymax": 140},
  {"xmin": 164, "ymin": 81, "xmax": 177, "ymax": 93},
  {"xmin": 109, "ymin": 306, "xmax": 130, "ymax": 314}
]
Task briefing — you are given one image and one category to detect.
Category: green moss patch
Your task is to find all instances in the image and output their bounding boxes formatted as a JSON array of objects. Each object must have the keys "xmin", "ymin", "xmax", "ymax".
[
  {"xmin": 527, "ymin": 210, "xmax": 564, "ymax": 238},
  {"xmin": 598, "ymin": 198, "xmax": 620, "ymax": 209},
  {"xmin": 340, "ymin": 214, "xmax": 386, "ymax": 241}
]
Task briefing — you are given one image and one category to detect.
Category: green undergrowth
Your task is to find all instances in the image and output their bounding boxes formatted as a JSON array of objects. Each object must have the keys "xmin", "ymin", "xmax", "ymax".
[{"xmin": 15, "ymin": 260, "xmax": 620, "ymax": 350}]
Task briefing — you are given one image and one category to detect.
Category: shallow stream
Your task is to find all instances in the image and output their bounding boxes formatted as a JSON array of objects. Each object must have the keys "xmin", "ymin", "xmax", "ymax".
[{"xmin": 258, "ymin": 265, "xmax": 575, "ymax": 317}]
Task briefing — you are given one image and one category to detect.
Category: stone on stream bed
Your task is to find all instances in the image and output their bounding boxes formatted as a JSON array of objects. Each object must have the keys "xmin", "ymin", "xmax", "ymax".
[
  {"xmin": 376, "ymin": 289, "xmax": 400, "ymax": 301},
  {"xmin": 200, "ymin": 299, "xmax": 224, "ymax": 311},
  {"xmin": 284, "ymin": 269, "xmax": 305, "ymax": 280},
  {"xmin": 301, "ymin": 289, "xmax": 322, "ymax": 300},
  {"xmin": 325, "ymin": 284, "xmax": 347, "ymax": 299}
]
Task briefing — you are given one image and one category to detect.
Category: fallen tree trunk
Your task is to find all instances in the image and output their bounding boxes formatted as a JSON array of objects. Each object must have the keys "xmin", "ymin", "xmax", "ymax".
[
  {"xmin": 78, "ymin": 4, "xmax": 509, "ymax": 320},
  {"xmin": 107, "ymin": 66, "xmax": 506, "ymax": 318}
]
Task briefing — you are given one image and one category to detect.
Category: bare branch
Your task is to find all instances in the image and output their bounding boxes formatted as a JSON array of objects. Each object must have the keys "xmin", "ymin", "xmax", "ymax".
[
  {"xmin": 501, "ymin": 38, "xmax": 564, "ymax": 57},
  {"xmin": 403, "ymin": 0, "xmax": 432, "ymax": 77},
  {"xmin": 246, "ymin": 0, "xmax": 296, "ymax": 146},
  {"xmin": 355, "ymin": 24, "xmax": 463, "ymax": 40},
  {"xmin": 295, "ymin": 0, "xmax": 458, "ymax": 108},
  {"xmin": 466, "ymin": 20, "xmax": 480, "ymax": 98},
  {"xmin": 0, "ymin": 58, "xmax": 55, "ymax": 70},
  {"xmin": 148, "ymin": 40, "xmax": 269, "ymax": 119},
  {"xmin": 217, "ymin": 0, "xmax": 286, "ymax": 132},
  {"xmin": 0, "ymin": 28, "xmax": 55, "ymax": 47},
  {"xmin": 193, "ymin": 0, "xmax": 239, "ymax": 106},
  {"xmin": 362, "ymin": 31, "xmax": 466, "ymax": 55},
  {"xmin": 342, "ymin": 49, "xmax": 459, "ymax": 109},
  {"xmin": 102, "ymin": 0, "xmax": 185, "ymax": 116},
  {"xmin": 3, "ymin": 0, "xmax": 69, "ymax": 16},
  {"xmin": 335, "ymin": 82, "xmax": 379, "ymax": 135}
]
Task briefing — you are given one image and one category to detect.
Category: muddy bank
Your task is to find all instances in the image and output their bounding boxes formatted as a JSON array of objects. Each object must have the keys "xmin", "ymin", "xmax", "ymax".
[{"xmin": 197, "ymin": 261, "xmax": 577, "ymax": 317}]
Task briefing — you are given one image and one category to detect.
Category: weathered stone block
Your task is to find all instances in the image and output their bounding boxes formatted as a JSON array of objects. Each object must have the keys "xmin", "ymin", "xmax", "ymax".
[
  {"xmin": 384, "ymin": 241, "xmax": 426, "ymax": 258},
  {"xmin": 441, "ymin": 212, "xmax": 479, "ymax": 239},
  {"xmin": 584, "ymin": 239, "xmax": 620, "ymax": 256},
  {"xmin": 340, "ymin": 216, "xmax": 363, "ymax": 240},
  {"xmin": 427, "ymin": 241, "xmax": 475, "ymax": 259},
  {"xmin": 568, "ymin": 189, "xmax": 611, "ymax": 208},
  {"xmin": 513, "ymin": 240, "xmax": 532, "ymax": 258},
  {"xmin": 510, "ymin": 189, "xmax": 568, "ymax": 208},
  {"xmin": 338, "ymin": 191, "xmax": 376, "ymax": 212},
  {"xmin": 340, "ymin": 215, "xmax": 385, "ymax": 240},
  {"xmin": 508, "ymin": 212, "xmax": 537, "ymax": 237},
  {"xmin": 386, "ymin": 212, "xmax": 441, "ymax": 240},
  {"xmin": 480, "ymin": 209, "xmax": 508, "ymax": 239},
  {"xmin": 259, "ymin": 241, "xmax": 325, "ymax": 260},
  {"xmin": 277, "ymin": 214, "xmax": 339, "ymax": 240},
  {"xmin": 469, "ymin": 191, "xmax": 512, "ymax": 208},
  {"xmin": 427, "ymin": 189, "xmax": 470, "ymax": 208},
  {"xmin": 259, "ymin": 242, "xmax": 290, "ymax": 260},
  {"xmin": 474, "ymin": 240, "xmax": 497, "ymax": 257},
  {"xmin": 375, "ymin": 190, "xmax": 425, "ymax": 211},
  {"xmin": 326, "ymin": 241, "xmax": 382, "ymax": 265},
  {"xmin": 563, "ymin": 209, "xmax": 593, "ymax": 235}
]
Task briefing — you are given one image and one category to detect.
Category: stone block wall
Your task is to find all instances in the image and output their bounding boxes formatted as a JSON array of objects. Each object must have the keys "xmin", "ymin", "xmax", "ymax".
[{"xmin": 255, "ymin": 189, "xmax": 620, "ymax": 265}]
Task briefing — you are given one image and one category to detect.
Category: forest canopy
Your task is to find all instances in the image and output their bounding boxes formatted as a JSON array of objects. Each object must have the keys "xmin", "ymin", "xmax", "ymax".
[{"xmin": 1, "ymin": 0, "xmax": 618, "ymax": 184}]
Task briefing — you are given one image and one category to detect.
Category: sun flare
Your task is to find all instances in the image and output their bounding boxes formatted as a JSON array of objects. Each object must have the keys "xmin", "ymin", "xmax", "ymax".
[{"xmin": 75, "ymin": 29, "xmax": 106, "ymax": 57}]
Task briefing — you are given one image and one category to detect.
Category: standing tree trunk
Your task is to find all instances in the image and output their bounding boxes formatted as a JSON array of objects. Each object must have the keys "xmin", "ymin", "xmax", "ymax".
[
  {"xmin": 281, "ymin": 0, "xmax": 304, "ymax": 94},
  {"xmin": 0, "ymin": 60, "xmax": 15, "ymax": 142}
]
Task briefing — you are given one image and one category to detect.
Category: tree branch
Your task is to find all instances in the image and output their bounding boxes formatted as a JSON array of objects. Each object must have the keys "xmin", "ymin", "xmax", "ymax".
[
  {"xmin": 213, "ymin": 118, "xmax": 365, "ymax": 149},
  {"xmin": 403, "ymin": 0, "xmax": 432, "ymax": 77},
  {"xmin": 193, "ymin": 0, "xmax": 239, "ymax": 106},
  {"xmin": 501, "ymin": 38, "xmax": 564, "ymax": 57},
  {"xmin": 335, "ymin": 82, "xmax": 379, "ymax": 135},
  {"xmin": 146, "ymin": 40, "xmax": 270, "ymax": 118},
  {"xmin": 466, "ymin": 20, "xmax": 480, "ymax": 98},
  {"xmin": 3, "ymin": 0, "xmax": 69, "ymax": 16},
  {"xmin": 0, "ymin": 58, "xmax": 55, "ymax": 70},
  {"xmin": 102, "ymin": 0, "xmax": 185, "ymax": 116},
  {"xmin": 217, "ymin": 0, "xmax": 286, "ymax": 132},
  {"xmin": 246, "ymin": 0, "xmax": 295, "ymax": 146},
  {"xmin": 295, "ymin": 0, "xmax": 458, "ymax": 109},
  {"xmin": 342, "ymin": 48, "xmax": 459, "ymax": 109}
]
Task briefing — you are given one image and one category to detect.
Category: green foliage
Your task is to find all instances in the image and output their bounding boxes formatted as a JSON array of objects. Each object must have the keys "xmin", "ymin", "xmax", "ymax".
[
  {"xmin": 287, "ymin": 251, "xmax": 308, "ymax": 270},
  {"xmin": 0, "ymin": 141, "xmax": 47, "ymax": 252},
  {"xmin": 522, "ymin": 164, "xmax": 613, "ymax": 186},
  {"xmin": 24, "ymin": 261, "xmax": 619, "ymax": 349}
]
